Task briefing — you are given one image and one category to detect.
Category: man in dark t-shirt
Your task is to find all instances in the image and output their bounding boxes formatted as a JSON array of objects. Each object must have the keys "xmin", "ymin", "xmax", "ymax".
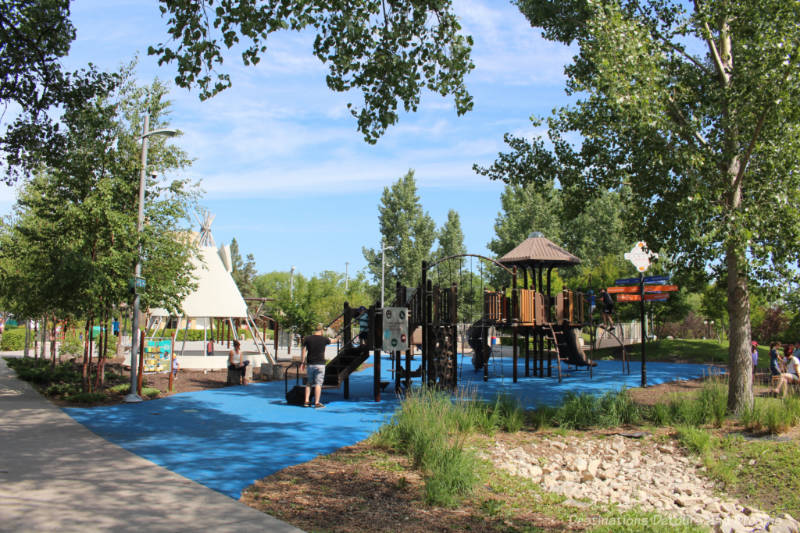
[
  {"xmin": 301, "ymin": 324, "xmax": 332, "ymax": 408},
  {"xmin": 600, "ymin": 288, "xmax": 615, "ymax": 331}
]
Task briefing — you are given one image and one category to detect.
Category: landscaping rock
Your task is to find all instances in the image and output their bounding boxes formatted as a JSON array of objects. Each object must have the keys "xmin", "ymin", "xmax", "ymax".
[{"xmin": 486, "ymin": 434, "xmax": 790, "ymax": 532}]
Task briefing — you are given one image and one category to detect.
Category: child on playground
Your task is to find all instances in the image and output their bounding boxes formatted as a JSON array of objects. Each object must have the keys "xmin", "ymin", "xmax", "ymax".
[
  {"xmin": 171, "ymin": 355, "xmax": 180, "ymax": 381},
  {"xmin": 600, "ymin": 288, "xmax": 615, "ymax": 331}
]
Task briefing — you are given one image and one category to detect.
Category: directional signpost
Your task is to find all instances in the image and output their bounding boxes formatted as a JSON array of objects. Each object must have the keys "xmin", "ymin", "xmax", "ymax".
[{"xmin": 623, "ymin": 241, "xmax": 659, "ymax": 388}]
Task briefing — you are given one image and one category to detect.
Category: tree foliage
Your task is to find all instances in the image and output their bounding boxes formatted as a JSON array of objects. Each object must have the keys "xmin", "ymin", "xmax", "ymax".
[
  {"xmin": 0, "ymin": 0, "xmax": 116, "ymax": 182},
  {"xmin": 149, "ymin": 0, "xmax": 474, "ymax": 143},
  {"xmin": 479, "ymin": 0, "xmax": 800, "ymax": 412},
  {"xmin": 229, "ymin": 238, "xmax": 257, "ymax": 298},
  {"xmin": 0, "ymin": 67, "xmax": 198, "ymax": 324},
  {"xmin": 363, "ymin": 170, "xmax": 436, "ymax": 292}
]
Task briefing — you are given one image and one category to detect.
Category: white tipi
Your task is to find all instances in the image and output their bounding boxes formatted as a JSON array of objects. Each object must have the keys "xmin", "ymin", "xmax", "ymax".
[{"xmin": 149, "ymin": 212, "xmax": 273, "ymax": 363}]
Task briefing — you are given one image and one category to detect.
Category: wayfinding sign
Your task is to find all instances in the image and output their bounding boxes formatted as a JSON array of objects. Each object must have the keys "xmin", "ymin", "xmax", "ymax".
[
  {"xmin": 382, "ymin": 307, "xmax": 409, "ymax": 352},
  {"xmin": 624, "ymin": 241, "xmax": 658, "ymax": 272}
]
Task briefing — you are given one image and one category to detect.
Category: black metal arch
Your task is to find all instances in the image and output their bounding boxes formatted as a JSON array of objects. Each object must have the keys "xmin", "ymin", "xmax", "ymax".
[{"xmin": 424, "ymin": 253, "xmax": 515, "ymax": 276}]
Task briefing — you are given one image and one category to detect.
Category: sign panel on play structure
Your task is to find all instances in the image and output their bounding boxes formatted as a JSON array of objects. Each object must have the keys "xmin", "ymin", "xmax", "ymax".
[{"xmin": 382, "ymin": 307, "xmax": 409, "ymax": 352}]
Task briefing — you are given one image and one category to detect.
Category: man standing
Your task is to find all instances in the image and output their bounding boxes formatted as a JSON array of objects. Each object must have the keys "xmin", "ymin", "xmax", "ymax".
[{"xmin": 301, "ymin": 324, "xmax": 331, "ymax": 408}]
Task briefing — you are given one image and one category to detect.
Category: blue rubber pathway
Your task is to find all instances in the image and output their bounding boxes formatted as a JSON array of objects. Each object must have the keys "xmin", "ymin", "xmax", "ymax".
[{"xmin": 65, "ymin": 356, "xmax": 713, "ymax": 499}]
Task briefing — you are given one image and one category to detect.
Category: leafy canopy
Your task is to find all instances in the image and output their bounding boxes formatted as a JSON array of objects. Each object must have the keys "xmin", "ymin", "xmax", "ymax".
[{"xmin": 149, "ymin": 0, "xmax": 474, "ymax": 143}]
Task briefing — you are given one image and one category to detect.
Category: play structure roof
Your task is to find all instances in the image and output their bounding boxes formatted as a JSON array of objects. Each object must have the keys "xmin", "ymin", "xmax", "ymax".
[
  {"xmin": 150, "ymin": 245, "xmax": 248, "ymax": 318},
  {"xmin": 498, "ymin": 234, "xmax": 581, "ymax": 268}
]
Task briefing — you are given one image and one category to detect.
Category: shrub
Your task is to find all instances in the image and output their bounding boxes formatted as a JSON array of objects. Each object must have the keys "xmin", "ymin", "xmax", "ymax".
[
  {"xmin": 553, "ymin": 392, "xmax": 600, "ymax": 429},
  {"xmin": 697, "ymin": 379, "xmax": 728, "ymax": 427},
  {"xmin": 373, "ymin": 387, "xmax": 485, "ymax": 506},
  {"xmin": 675, "ymin": 425, "xmax": 712, "ymax": 456},
  {"xmin": 0, "ymin": 327, "xmax": 26, "ymax": 350},
  {"xmin": 492, "ymin": 393, "xmax": 525, "ymax": 432},
  {"xmin": 649, "ymin": 403, "xmax": 671, "ymax": 426},
  {"xmin": 156, "ymin": 328, "xmax": 249, "ymax": 342},
  {"xmin": 553, "ymin": 389, "xmax": 639, "ymax": 429},
  {"xmin": 598, "ymin": 387, "xmax": 641, "ymax": 427},
  {"xmin": 529, "ymin": 405, "xmax": 557, "ymax": 430},
  {"xmin": 423, "ymin": 440, "xmax": 480, "ymax": 507}
]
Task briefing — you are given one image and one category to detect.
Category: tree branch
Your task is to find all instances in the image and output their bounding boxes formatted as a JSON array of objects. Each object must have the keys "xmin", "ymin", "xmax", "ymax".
[
  {"xmin": 733, "ymin": 48, "xmax": 800, "ymax": 193},
  {"xmin": 693, "ymin": 0, "xmax": 728, "ymax": 84}
]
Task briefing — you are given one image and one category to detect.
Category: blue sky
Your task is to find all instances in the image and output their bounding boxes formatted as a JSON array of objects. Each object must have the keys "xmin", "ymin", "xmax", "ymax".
[{"xmin": 0, "ymin": 0, "xmax": 575, "ymax": 280}]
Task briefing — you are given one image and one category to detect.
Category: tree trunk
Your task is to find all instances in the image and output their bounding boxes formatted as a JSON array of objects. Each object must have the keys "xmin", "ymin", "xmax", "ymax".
[
  {"xmin": 39, "ymin": 316, "xmax": 47, "ymax": 359},
  {"xmin": 24, "ymin": 320, "xmax": 30, "ymax": 357},
  {"xmin": 726, "ymin": 244, "xmax": 753, "ymax": 413},
  {"xmin": 82, "ymin": 318, "xmax": 91, "ymax": 392},
  {"xmin": 50, "ymin": 316, "xmax": 57, "ymax": 368}
]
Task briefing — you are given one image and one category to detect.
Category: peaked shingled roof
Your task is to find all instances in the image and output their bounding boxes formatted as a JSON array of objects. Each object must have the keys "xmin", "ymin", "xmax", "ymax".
[{"xmin": 498, "ymin": 235, "xmax": 581, "ymax": 268}]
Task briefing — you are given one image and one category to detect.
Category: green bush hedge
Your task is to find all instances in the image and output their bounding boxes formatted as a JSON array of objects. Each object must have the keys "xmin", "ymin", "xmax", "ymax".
[
  {"xmin": 153, "ymin": 328, "xmax": 249, "ymax": 342},
  {"xmin": 1, "ymin": 326, "xmax": 117, "ymax": 354}
]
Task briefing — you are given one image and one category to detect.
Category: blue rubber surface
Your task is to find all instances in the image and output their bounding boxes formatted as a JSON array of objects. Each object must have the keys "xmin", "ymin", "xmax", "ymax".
[{"xmin": 64, "ymin": 356, "xmax": 713, "ymax": 498}]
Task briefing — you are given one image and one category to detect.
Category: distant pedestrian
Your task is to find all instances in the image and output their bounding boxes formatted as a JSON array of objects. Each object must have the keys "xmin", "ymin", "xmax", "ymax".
[
  {"xmin": 751, "ymin": 341, "xmax": 759, "ymax": 368},
  {"xmin": 112, "ymin": 318, "xmax": 120, "ymax": 337},
  {"xmin": 600, "ymin": 288, "xmax": 615, "ymax": 331},
  {"xmin": 171, "ymin": 355, "xmax": 180, "ymax": 381}
]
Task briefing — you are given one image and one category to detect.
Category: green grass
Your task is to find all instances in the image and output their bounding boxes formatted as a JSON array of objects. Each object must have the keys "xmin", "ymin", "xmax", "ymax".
[
  {"xmin": 371, "ymin": 387, "xmax": 526, "ymax": 507},
  {"xmin": 537, "ymin": 388, "xmax": 641, "ymax": 429},
  {"xmin": 672, "ymin": 427, "xmax": 800, "ymax": 519},
  {"xmin": 593, "ymin": 338, "xmax": 730, "ymax": 365}
]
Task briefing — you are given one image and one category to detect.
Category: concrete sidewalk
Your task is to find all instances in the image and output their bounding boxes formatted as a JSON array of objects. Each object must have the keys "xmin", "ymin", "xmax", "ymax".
[{"xmin": 0, "ymin": 356, "xmax": 303, "ymax": 533}]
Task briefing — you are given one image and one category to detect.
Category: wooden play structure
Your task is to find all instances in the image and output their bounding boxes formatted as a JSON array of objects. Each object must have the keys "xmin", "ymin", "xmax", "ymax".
[{"xmin": 316, "ymin": 233, "xmax": 633, "ymax": 402}]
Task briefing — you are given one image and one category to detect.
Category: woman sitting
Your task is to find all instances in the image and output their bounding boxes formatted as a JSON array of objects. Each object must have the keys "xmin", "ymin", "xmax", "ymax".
[
  {"xmin": 228, "ymin": 340, "xmax": 250, "ymax": 385},
  {"xmin": 772, "ymin": 342, "xmax": 799, "ymax": 396}
]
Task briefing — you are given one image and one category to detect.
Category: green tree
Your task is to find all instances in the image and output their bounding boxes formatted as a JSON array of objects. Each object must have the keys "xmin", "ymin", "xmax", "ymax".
[
  {"xmin": 0, "ymin": 0, "xmax": 116, "ymax": 182},
  {"xmin": 479, "ymin": 0, "xmax": 800, "ymax": 412},
  {"xmin": 433, "ymin": 209, "xmax": 466, "ymax": 269},
  {"xmin": 149, "ymin": 0, "xmax": 474, "ymax": 143},
  {"xmin": 230, "ymin": 238, "xmax": 257, "ymax": 298},
  {"xmin": 488, "ymin": 180, "xmax": 562, "ymax": 257},
  {"xmin": 363, "ymin": 170, "xmax": 436, "ymax": 295},
  {"xmin": 0, "ymin": 68, "xmax": 198, "ymax": 379}
]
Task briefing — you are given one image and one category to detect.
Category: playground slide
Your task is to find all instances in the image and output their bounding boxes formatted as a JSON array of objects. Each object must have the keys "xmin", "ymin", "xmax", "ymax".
[
  {"xmin": 322, "ymin": 342, "xmax": 371, "ymax": 388},
  {"xmin": 563, "ymin": 326, "xmax": 597, "ymax": 367}
]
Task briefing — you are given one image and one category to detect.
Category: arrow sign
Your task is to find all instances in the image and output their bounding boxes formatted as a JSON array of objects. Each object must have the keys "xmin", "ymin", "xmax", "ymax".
[
  {"xmin": 615, "ymin": 277, "xmax": 640, "ymax": 286},
  {"xmin": 616, "ymin": 293, "xmax": 671, "ymax": 302},
  {"xmin": 644, "ymin": 275, "xmax": 670, "ymax": 284},
  {"xmin": 645, "ymin": 285, "xmax": 678, "ymax": 293},
  {"xmin": 609, "ymin": 284, "xmax": 678, "ymax": 294},
  {"xmin": 608, "ymin": 286, "xmax": 640, "ymax": 294}
]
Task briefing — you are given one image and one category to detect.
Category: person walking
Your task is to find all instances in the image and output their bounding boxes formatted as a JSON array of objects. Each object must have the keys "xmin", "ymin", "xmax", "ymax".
[
  {"xmin": 301, "ymin": 324, "xmax": 332, "ymax": 408},
  {"xmin": 600, "ymin": 288, "xmax": 615, "ymax": 331}
]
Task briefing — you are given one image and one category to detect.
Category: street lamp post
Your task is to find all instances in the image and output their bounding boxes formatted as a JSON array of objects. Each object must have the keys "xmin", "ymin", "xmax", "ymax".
[
  {"xmin": 125, "ymin": 114, "xmax": 177, "ymax": 403},
  {"xmin": 290, "ymin": 266, "xmax": 295, "ymax": 300},
  {"xmin": 381, "ymin": 241, "xmax": 394, "ymax": 308}
]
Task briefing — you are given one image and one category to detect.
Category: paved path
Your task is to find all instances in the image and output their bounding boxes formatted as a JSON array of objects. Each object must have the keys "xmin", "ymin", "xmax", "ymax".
[{"xmin": 0, "ymin": 356, "xmax": 302, "ymax": 533}]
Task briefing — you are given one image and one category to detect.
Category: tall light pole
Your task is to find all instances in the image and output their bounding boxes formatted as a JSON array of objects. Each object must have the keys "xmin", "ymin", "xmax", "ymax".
[
  {"xmin": 290, "ymin": 266, "xmax": 296, "ymax": 300},
  {"xmin": 125, "ymin": 114, "xmax": 177, "ymax": 403},
  {"xmin": 381, "ymin": 241, "xmax": 394, "ymax": 308},
  {"xmin": 345, "ymin": 261, "xmax": 349, "ymax": 291}
]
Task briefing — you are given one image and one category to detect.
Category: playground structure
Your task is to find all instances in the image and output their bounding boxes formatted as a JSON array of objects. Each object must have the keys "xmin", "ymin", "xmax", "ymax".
[{"xmin": 317, "ymin": 233, "xmax": 630, "ymax": 402}]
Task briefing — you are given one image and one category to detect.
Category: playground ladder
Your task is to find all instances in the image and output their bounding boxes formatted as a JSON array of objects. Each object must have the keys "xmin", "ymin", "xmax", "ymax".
[{"xmin": 544, "ymin": 324, "xmax": 563, "ymax": 383}]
